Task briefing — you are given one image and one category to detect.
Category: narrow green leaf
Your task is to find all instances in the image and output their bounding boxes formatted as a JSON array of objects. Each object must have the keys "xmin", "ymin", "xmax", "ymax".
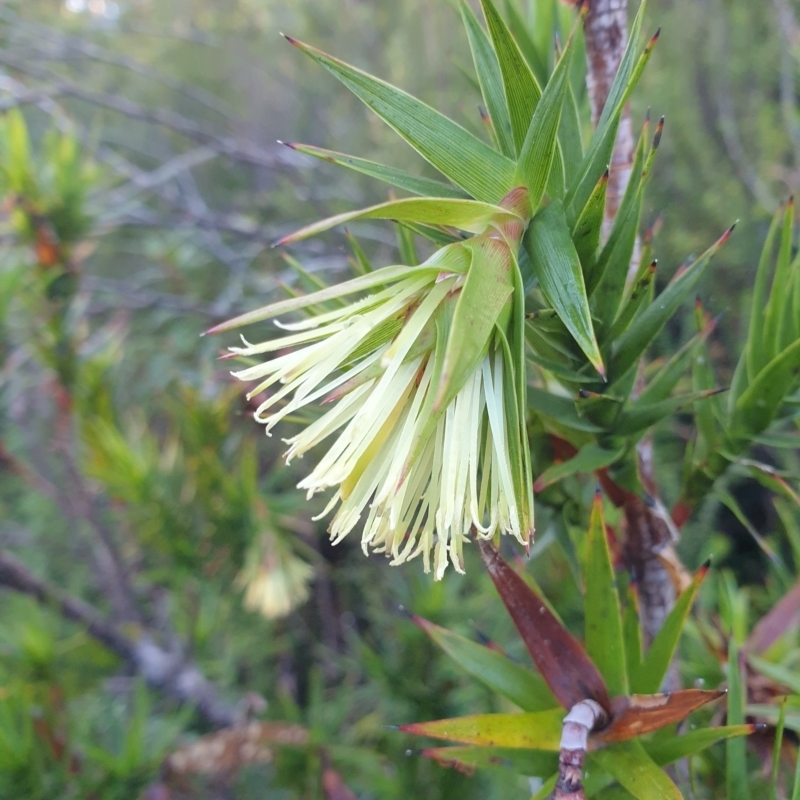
[
  {"xmin": 644, "ymin": 724, "xmax": 756, "ymax": 766},
  {"xmin": 565, "ymin": 4, "xmax": 655, "ymax": 222},
  {"xmin": 414, "ymin": 617, "xmax": 556, "ymax": 711},
  {"xmin": 575, "ymin": 390, "xmax": 624, "ymax": 429},
  {"xmin": 533, "ymin": 443, "xmax": 625, "ymax": 492},
  {"xmin": 727, "ymin": 638, "xmax": 750, "ymax": 800},
  {"xmin": 286, "ymin": 36, "xmax": 515, "ymax": 202},
  {"xmin": 585, "ymin": 493, "xmax": 628, "ymax": 696},
  {"xmin": 206, "ymin": 248, "xmax": 469, "ymax": 333},
  {"xmin": 461, "ymin": 2, "xmax": 515, "ymax": 158},
  {"xmin": 277, "ymin": 196, "xmax": 522, "ymax": 245},
  {"xmin": 613, "ymin": 390, "xmax": 725, "ymax": 437},
  {"xmin": 396, "ymin": 223, "xmax": 419, "ymax": 266},
  {"xmin": 345, "ymin": 230, "xmax": 373, "ymax": 274},
  {"xmin": 507, "ymin": 255, "xmax": 535, "ymax": 533},
  {"xmin": 607, "ymin": 261, "xmax": 657, "ymax": 342},
  {"xmin": 559, "ymin": 83, "xmax": 585, "ymax": 190},
  {"xmin": 399, "ymin": 221, "xmax": 463, "ymax": 246},
  {"xmin": 500, "ymin": 0, "xmax": 548, "ymax": 85},
  {"xmin": 479, "ymin": 0, "xmax": 542, "ymax": 153},
  {"xmin": 588, "ymin": 739, "xmax": 682, "ymax": 800},
  {"xmin": 528, "ymin": 385, "xmax": 605, "ymax": 433},
  {"xmin": 793, "ymin": 727, "xmax": 800, "ymax": 800},
  {"xmin": 515, "ymin": 37, "xmax": 574, "ymax": 209},
  {"xmin": 771, "ymin": 699, "xmax": 788, "ymax": 800},
  {"xmin": 524, "ymin": 201, "xmax": 603, "ymax": 375},
  {"xmin": 572, "ymin": 168, "xmax": 609, "ymax": 276},
  {"xmin": 764, "ymin": 198, "xmax": 795, "ymax": 360},
  {"xmin": 610, "ymin": 225, "xmax": 734, "ymax": 381},
  {"xmin": 733, "ymin": 337, "xmax": 800, "ymax": 436},
  {"xmin": 400, "ymin": 708, "xmax": 565, "ymax": 750},
  {"xmin": 748, "ymin": 655, "xmax": 800, "ymax": 696},
  {"xmin": 637, "ymin": 319, "xmax": 716, "ymax": 405},
  {"xmin": 623, "ymin": 586, "xmax": 643, "ymax": 682},
  {"xmin": 593, "ymin": 194, "xmax": 643, "ymax": 331},
  {"xmin": 631, "ymin": 563, "xmax": 709, "ymax": 694},
  {"xmin": 284, "ymin": 143, "xmax": 468, "ymax": 198}
]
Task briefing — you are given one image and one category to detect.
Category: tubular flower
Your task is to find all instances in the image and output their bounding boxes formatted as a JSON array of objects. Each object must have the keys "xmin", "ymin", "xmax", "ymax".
[
  {"xmin": 217, "ymin": 207, "xmax": 533, "ymax": 578},
  {"xmin": 237, "ymin": 530, "xmax": 315, "ymax": 620}
]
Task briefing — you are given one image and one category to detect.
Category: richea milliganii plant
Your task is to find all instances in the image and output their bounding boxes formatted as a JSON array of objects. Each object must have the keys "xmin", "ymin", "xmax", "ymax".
[
  {"xmin": 206, "ymin": 0, "xmax": 800, "ymax": 795},
  {"xmin": 210, "ymin": 0, "xmax": 737, "ymax": 577}
]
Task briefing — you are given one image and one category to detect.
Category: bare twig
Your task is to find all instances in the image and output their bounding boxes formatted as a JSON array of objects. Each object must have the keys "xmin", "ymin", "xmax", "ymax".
[{"xmin": 0, "ymin": 549, "xmax": 242, "ymax": 728}]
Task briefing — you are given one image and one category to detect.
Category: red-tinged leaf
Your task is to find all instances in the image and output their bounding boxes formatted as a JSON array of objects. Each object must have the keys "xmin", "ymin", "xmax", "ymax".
[
  {"xmin": 478, "ymin": 540, "xmax": 610, "ymax": 711},
  {"xmin": 585, "ymin": 491, "xmax": 628, "ymax": 697},
  {"xmin": 597, "ymin": 689, "xmax": 726, "ymax": 743},
  {"xmin": 413, "ymin": 616, "xmax": 557, "ymax": 711},
  {"xmin": 400, "ymin": 709, "xmax": 565, "ymax": 750},
  {"xmin": 746, "ymin": 579, "xmax": 800, "ymax": 655}
]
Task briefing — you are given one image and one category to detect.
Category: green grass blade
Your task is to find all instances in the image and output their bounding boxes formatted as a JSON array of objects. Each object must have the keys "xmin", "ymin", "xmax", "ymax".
[
  {"xmin": 284, "ymin": 142, "xmax": 468, "ymax": 198},
  {"xmin": 479, "ymin": 0, "xmax": 542, "ymax": 154},
  {"xmin": 524, "ymin": 201, "xmax": 603, "ymax": 375},
  {"xmin": 771, "ymin": 698, "xmax": 787, "ymax": 800},
  {"xmin": 585, "ymin": 492, "xmax": 628, "ymax": 696},
  {"xmin": 727, "ymin": 638, "xmax": 751, "ymax": 800},
  {"xmin": 461, "ymin": 1, "xmax": 516, "ymax": 158},
  {"xmin": 286, "ymin": 36, "xmax": 515, "ymax": 202}
]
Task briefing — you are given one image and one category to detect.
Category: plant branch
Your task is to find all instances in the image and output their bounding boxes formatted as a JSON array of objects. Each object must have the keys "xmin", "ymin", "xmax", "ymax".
[
  {"xmin": 0, "ymin": 549, "xmax": 243, "ymax": 728},
  {"xmin": 583, "ymin": 0, "xmax": 633, "ymax": 226}
]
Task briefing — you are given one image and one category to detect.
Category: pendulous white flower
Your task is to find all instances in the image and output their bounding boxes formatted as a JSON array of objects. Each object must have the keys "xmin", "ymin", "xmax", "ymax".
[{"xmin": 217, "ymin": 204, "xmax": 534, "ymax": 578}]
